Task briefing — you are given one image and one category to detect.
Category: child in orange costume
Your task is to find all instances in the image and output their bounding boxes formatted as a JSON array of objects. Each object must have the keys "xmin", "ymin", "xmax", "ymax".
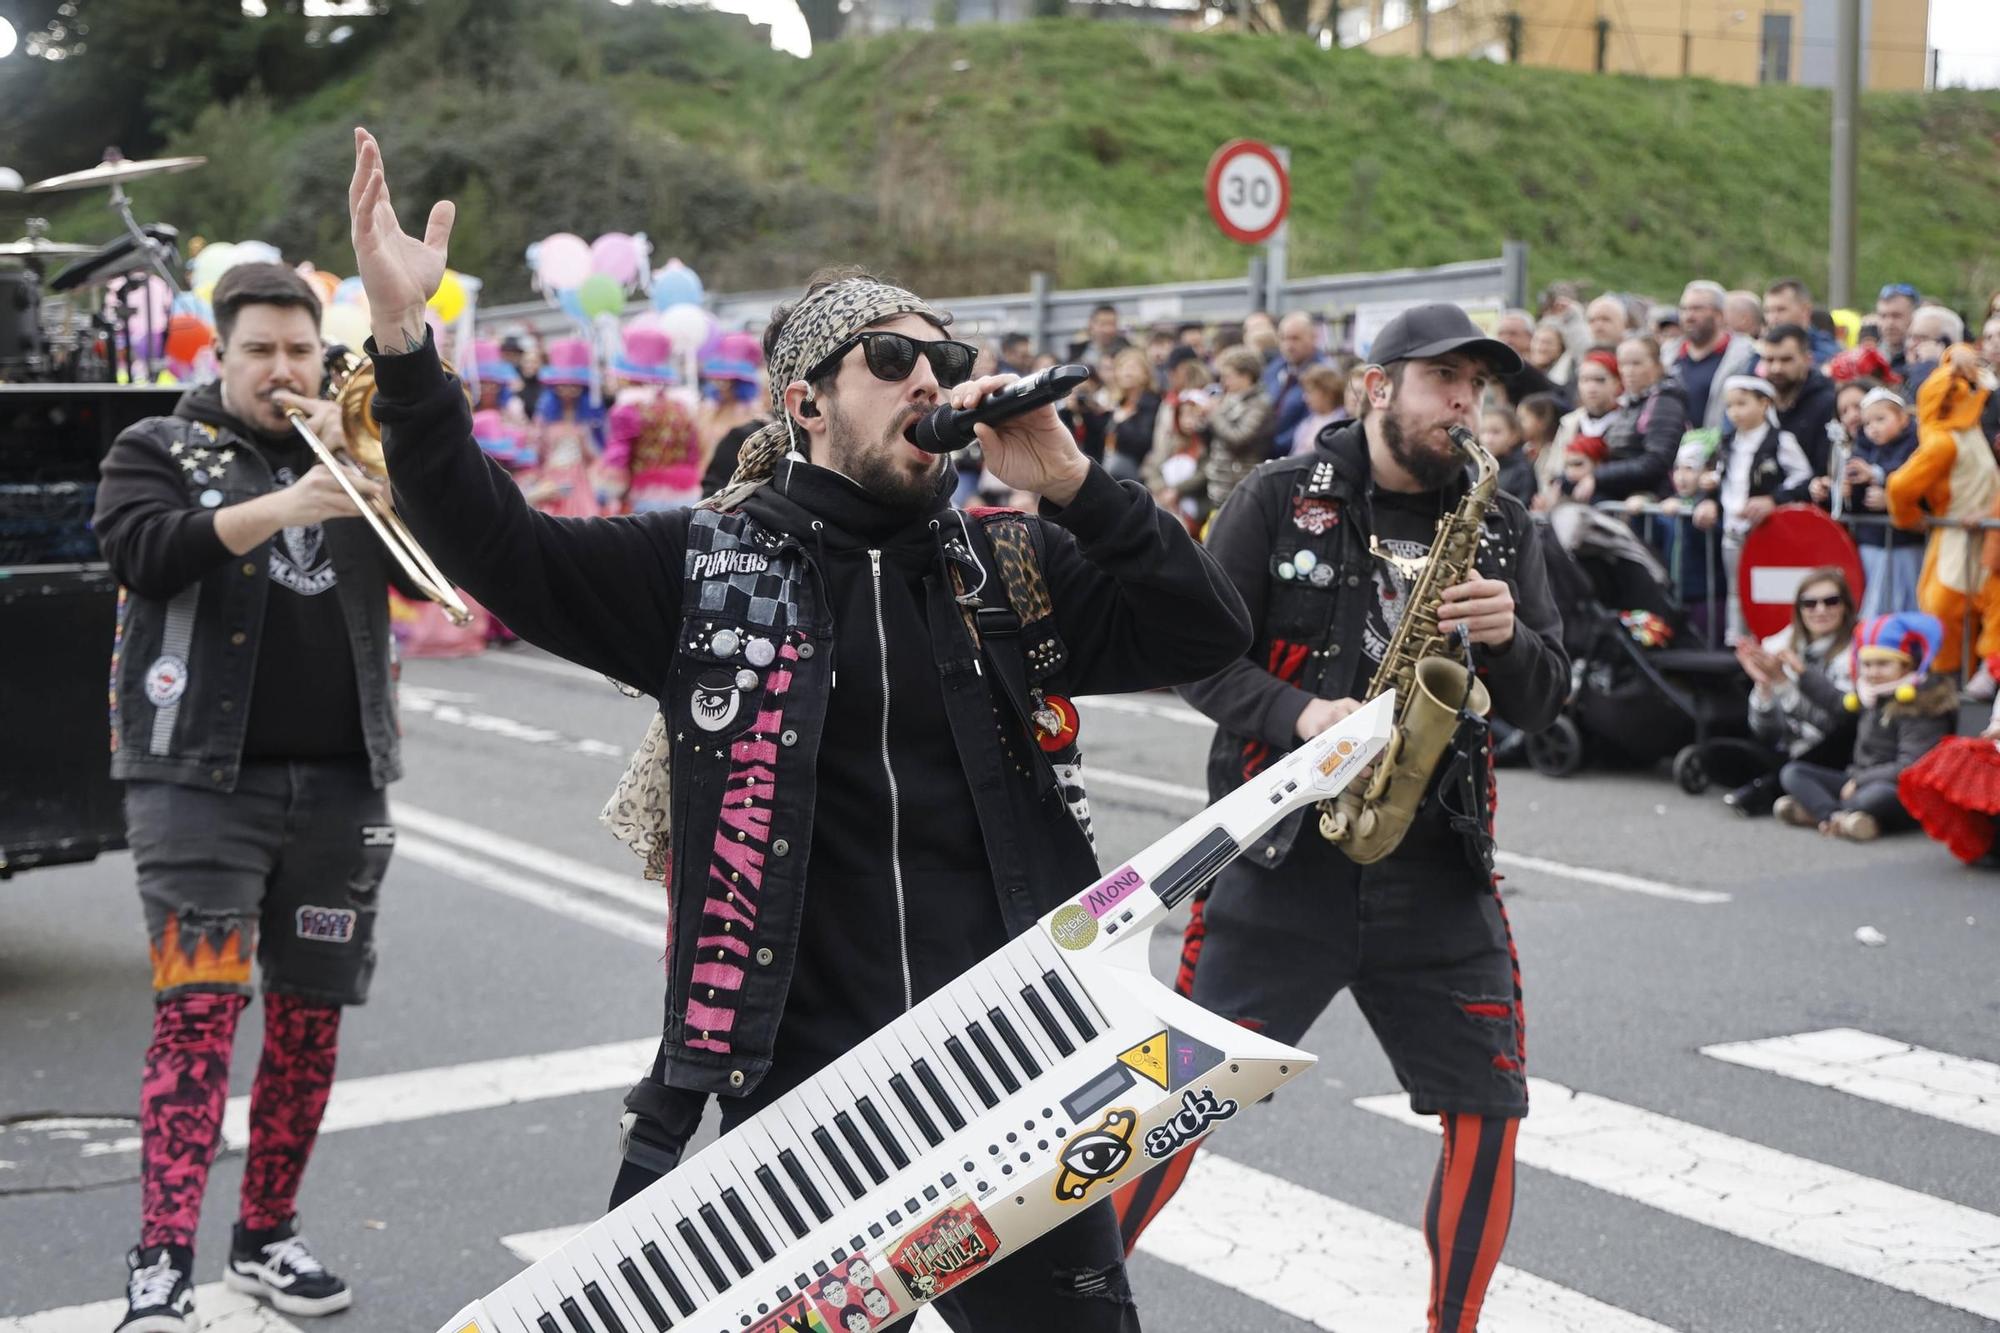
[{"xmin": 1885, "ymin": 346, "xmax": 2000, "ymax": 674}]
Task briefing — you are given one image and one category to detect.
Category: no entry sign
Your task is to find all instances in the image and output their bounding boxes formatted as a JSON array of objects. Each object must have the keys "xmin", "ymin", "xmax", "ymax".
[
  {"xmin": 1737, "ymin": 504, "xmax": 1864, "ymax": 639},
  {"xmin": 1206, "ymin": 140, "xmax": 1290, "ymax": 246}
]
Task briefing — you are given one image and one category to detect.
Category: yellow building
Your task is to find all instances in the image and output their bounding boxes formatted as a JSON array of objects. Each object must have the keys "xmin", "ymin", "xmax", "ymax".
[{"xmin": 1340, "ymin": 0, "xmax": 1932, "ymax": 91}]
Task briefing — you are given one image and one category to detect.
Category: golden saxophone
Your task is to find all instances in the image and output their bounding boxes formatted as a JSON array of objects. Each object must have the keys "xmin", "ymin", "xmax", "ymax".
[{"xmin": 1318, "ymin": 424, "xmax": 1497, "ymax": 862}]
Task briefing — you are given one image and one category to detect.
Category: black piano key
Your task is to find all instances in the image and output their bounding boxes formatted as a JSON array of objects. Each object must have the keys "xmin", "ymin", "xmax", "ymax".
[
  {"xmin": 641, "ymin": 1242, "xmax": 696, "ymax": 1316},
  {"xmin": 584, "ymin": 1282, "xmax": 629, "ymax": 1333},
  {"xmin": 779, "ymin": 1148, "xmax": 833, "ymax": 1221},
  {"xmin": 988, "ymin": 1008, "xmax": 1042, "ymax": 1077},
  {"xmin": 890, "ymin": 1074, "xmax": 943, "ymax": 1146},
  {"xmin": 721, "ymin": 1188, "xmax": 775, "ymax": 1262},
  {"xmin": 1042, "ymin": 969, "xmax": 1098, "ymax": 1040},
  {"xmin": 811, "ymin": 1125, "xmax": 867, "ymax": 1199},
  {"xmin": 834, "ymin": 1111, "xmax": 888, "ymax": 1184},
  {"xmin": 966, "ymin": 1020, "xmax": 1022, "ymax": 1094},
  {"xmin": 537, "ymin": 1315, "xmax": 563, "ymax": 1333},
  {"xmin": 616, "ymin": 1258, "xmax": 672, "ymax": 1330},
  {"xmin": 559, "ymin": 1297, "xmax": 595, "ymax": 1333},
  {"xmin": 856, "ymin": 1096, "xmax": 911, "ymax": 1169},
  {"xmin": 756, "ymin": 1165, "xmax": 810, "ymax": 1239},
  {"xmin": 945, "ymin": 1036, "xmax": 999, "ymax": 1108},
  {"xmin": 911, "ymin": 1057, "xmax": 968, "ymax": 1131},
  {"xmin": 674, "ymin": 1218, "xmax": 729, "ymax": 1291},
  {"xmin": 698, "ymin": 1203, "xmax": 753, "ymax": 1278},
  {"xmin": 1021, "ymin": 985, "xmax": 1075, "ymax": 1056}
]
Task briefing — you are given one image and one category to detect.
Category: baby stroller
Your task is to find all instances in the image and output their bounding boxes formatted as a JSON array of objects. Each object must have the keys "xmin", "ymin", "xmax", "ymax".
[{"xmin": 1525, "ymin": 504, "xmax": 1755, "ymax": 791}]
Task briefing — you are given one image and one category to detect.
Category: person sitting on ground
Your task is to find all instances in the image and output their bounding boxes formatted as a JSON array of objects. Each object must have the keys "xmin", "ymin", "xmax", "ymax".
[
  {"xmin": 1726, "ymin": 568, "xmax": 1858, "ymax": 815},
  {"xmin": 1694, "ymin": 375, "xmax": 1814, "ymax": 639},
  {"xmin": 1775, "ymin": 612, "xmax": 1955, "ymax": 840}
]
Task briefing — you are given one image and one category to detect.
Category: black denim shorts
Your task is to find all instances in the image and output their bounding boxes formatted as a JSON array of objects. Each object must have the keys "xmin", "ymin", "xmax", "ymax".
[
  {"xmin": 125, "ymin": 759, "xmax": 394, "ymax": 1005},
  {"xmin": 1189, "ymin": 831, "xmax": 1528, "ymax": 1118}
]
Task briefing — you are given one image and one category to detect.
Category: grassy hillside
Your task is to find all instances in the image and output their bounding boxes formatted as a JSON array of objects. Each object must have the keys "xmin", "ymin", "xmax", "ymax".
[{"xmin": 16, "ymin": 6, "xmax": 2000, "ymax": 311}]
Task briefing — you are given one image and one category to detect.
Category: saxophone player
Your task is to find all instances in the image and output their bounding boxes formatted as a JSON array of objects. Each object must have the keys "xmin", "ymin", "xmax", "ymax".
[{"xmin": 1111, "ymin": 304, "xmax": 1567, "ymax": 1333}]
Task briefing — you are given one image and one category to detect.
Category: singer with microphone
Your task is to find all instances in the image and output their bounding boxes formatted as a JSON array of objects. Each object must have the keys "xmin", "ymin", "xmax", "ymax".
[{"xmin": 350, "ymin": 119, "xmax": 1247, "ymax": 1333}]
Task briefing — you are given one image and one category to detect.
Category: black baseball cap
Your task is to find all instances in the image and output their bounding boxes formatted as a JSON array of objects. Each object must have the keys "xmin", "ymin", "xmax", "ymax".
[{"xmin": 1368, "ymin": 302, "xmax": 1523, "ymax": 376}]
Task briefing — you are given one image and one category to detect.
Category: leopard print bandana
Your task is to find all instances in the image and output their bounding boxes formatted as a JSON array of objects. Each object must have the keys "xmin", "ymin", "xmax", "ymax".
[{"xmin": 699, "ymin": 277, "xmax": 949, "ymax": 512}]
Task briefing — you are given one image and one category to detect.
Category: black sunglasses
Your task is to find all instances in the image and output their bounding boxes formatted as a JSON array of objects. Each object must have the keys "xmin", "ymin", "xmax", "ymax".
[
  {"xmin": 804, "ymin": 331, "xmax": 980, "ymax": 389},
  {"xmin": 1798, "ymin": 594, "xmax": 1845, "ymax": 610}
]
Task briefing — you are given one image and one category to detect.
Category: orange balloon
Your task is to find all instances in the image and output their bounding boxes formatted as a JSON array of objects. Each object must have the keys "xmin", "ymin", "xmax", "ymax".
[
  {"xmin": 302, "ymin": 268, "xmax": 341, "ymax": 305},
  {"xmin": 165, "ymin": 314, "xmax": 214, "ymax": 365}
]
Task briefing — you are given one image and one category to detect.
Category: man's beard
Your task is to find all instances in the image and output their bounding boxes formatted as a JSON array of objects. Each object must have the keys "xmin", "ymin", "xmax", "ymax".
[
  {"xmin": 1381, "ymin": 406, "xmax": 1464, "ymax": 492},
  {"xmin": 825, "ymin": 400, "xmax": 947, "ymax": 512}
]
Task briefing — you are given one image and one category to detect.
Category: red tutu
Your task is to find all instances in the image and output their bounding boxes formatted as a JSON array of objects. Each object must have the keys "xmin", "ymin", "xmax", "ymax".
[{"xmin": 1898, "ymin": 736, "xmax": 2000, "ymax": 864}]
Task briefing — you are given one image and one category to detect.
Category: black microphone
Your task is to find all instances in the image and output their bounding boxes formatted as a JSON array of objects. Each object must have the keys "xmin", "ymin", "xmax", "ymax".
[{"xmin": 909, "ymin": 363, "xmax": 1092, "ymax": 454}]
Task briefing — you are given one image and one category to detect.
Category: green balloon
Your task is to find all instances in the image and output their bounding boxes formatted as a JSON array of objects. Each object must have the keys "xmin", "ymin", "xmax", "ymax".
[{"xmin": 578, "ymin": 273, "xmax": 625, "ymax": 318}]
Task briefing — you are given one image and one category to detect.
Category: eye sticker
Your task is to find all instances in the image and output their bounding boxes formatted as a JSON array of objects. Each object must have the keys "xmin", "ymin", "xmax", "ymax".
[
  {"xmin": 1053, "ymin": 1106, "xmax": 1137, "ymax": 1203},
  {"xmin": 690, "ymin": 669, "xmax": 743, "ymax": 733}
]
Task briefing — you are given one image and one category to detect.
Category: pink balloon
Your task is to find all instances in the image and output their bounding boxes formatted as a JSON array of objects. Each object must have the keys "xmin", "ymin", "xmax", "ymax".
[
  {"xmin": 590, "ymin": 233, "xmax": 640, "ymax": 287},
  {"xmin": 536, "ymin": 233, "xmax": 592, "ymax": 290}
]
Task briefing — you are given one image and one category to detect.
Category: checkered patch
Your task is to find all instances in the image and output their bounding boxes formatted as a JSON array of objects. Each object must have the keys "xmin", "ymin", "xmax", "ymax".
[{"xmin": 686, "ymin": 510, "xmax": 807, "ymax": 628}]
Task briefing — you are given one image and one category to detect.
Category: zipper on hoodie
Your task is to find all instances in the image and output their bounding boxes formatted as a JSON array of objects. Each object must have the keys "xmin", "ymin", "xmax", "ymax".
[{"xmin": 868, "ymin": 549, "xmax": 915, "ymax": 1012}]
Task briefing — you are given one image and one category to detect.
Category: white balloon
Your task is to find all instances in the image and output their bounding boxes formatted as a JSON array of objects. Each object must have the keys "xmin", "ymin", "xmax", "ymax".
[{"xmin": 658, "ymin": 302, "xmax": 714, "ymax": 351}]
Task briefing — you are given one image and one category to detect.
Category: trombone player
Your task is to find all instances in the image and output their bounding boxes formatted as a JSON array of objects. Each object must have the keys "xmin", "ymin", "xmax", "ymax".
[{"xmin": 93, "ymin": 262, "xmax": 422, "ymax": 1330}]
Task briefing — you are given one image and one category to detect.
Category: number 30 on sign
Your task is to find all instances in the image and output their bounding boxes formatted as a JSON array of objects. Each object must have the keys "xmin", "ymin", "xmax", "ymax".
[{"xmin": 1205, "ymin": 139, "xmax": 1290, "ymax": 246}]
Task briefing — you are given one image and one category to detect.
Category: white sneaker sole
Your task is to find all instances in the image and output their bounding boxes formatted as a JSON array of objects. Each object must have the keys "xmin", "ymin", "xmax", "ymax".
[
  {"xmin": 114, "ymin": 1313, "xmax": 198, "ymax": 1333},
  {"xmin": 223, "ymin": 1269, "xmax": 353, "ymax": 1317}
]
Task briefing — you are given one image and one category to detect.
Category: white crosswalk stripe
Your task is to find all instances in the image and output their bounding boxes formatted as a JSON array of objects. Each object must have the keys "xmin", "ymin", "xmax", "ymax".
[
  {"xmin": 1357, "ymin": 1075, "xmax": 2000, "ymax": 1323},
  {"xmin": 0, "ymin": 1283, "xmax": 300, "ymax": 1333},
  {"xmin": 1702, "ymin": 1028, "xmax": 2000, "ymax": 1137}
]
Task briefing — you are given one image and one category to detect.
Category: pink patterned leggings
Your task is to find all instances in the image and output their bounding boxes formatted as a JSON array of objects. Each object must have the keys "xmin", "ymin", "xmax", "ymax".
[{"xmin": 139, "ymin": 992, "xmax": 342, "ymax": 1250}]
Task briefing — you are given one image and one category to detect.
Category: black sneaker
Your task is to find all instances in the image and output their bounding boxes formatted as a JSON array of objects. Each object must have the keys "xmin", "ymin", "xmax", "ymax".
[
  {"xmin": 115, "ymin": 1244, "xmax": 196, "ymax": 1333},
  {"xmin": 225, "ymin": 1216, "xmax": 352, "ymax": 1316}
]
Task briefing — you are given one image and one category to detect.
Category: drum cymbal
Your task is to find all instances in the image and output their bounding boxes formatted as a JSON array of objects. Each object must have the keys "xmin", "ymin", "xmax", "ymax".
[
  {"xmin": 0, "ymin": 236, "xmax": 98, "ymax": 258},
  {"xmin": 26, "ymin": 155, "xmax": 208, "ymax": 194}
]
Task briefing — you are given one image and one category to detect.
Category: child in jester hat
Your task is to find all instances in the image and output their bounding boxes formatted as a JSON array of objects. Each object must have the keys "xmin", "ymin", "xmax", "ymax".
[{"xmin": 1774, "ymin": 611, "xmax": 1957, "ymax": 841}]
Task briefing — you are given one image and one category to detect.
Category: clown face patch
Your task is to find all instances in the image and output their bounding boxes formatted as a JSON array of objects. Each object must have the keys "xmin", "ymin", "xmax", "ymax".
[
  {"xmin": 690, "ymin": 669, "xmax": 746, "ymax": 732},
  {"xmin": 1292, "ymin": 497, "xmax": 1339, "ymax": 535},
  {"xmin": 144, "ymin": 655, "xmax": 188, "ymax": 707}
]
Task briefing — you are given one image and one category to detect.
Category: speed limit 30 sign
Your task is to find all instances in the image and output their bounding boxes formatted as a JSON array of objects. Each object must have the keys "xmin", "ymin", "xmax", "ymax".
[{"xmin": 1206, "ymin": 139, "xmax": 1290, "ymax": 245}]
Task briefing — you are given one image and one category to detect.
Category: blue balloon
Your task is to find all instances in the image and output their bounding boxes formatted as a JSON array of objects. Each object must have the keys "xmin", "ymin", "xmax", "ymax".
[
  {"xmin": 557, "ymin": 287, "xmax": 588, "ymax": 321},
  {"xmin": 334, "ymin": 276, "xmax": 367, "ymax": 306},
  {"xmin": 650, "ymin": 266, "xmax": 704, "ymax": 311}
]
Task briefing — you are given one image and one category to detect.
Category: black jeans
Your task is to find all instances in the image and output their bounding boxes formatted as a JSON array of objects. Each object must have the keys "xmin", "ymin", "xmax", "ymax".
[{"xmin": 1779, "ymin": 760, "xmax": 1913, "ymax": 830}]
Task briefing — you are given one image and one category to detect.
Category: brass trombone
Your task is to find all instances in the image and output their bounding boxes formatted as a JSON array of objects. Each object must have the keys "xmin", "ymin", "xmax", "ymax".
[{"xmin": 284, "ymin": 348, "xmax": 473, "ymax": 625}]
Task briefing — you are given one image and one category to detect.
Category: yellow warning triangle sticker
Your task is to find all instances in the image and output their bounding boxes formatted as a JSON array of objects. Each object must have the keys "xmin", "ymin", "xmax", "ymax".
[{"xmin": 1118, "ymin": 1030, "xmax": 1170, "ymax": 1089}]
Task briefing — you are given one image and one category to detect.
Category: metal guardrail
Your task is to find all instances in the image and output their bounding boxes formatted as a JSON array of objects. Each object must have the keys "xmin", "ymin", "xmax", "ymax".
[{"xmin": 474, "ymin": 246, "xmax": 1529, "ymax": 353}]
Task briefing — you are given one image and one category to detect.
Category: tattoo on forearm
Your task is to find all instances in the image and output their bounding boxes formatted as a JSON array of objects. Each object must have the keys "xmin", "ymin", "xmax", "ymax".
[{"xmin": 392, "ymin": 321, "xmax": 428, "ymax": 355}]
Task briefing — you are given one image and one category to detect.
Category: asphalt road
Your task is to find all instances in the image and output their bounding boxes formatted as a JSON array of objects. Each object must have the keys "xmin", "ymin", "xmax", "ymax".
[{"xmin": 4, "ymin": 644, "xmax": 1997, "ymax": 1333}]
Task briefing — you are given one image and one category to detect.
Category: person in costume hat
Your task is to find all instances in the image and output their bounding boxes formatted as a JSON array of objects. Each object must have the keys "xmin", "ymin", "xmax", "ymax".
[
  {"xmin": 471, "ymin": 337, "xmax": 518, "ymax": 413},
  {"xmin": 1900, "ymin": 649, "xmax": 2000, "ymax": 864},
  {"xmin": 601, "ymin": 327, "xmax": 703, "ymax": 513},
  {"xmin": 524, "ymin": 336, "xmax": 603, "ymax": 518},
  {"xmin": 1773, "ymin": 611, "xmax": 1955, "ymax": 840},
  {"xmin": 696, "ymin": 330, "xmax": 766, "ymax": 493}
]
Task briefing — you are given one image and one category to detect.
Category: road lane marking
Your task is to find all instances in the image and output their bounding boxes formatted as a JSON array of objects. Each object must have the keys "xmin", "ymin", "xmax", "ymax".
[
  {"xmin": 1358, "ymin": 1078, "xmax": 2000, "ymax": 1322},
  {"xmin": 402, "ymin": 685, "xmax": 628, "ymax": 758},
  {"xmin": 1075, "ymin": 694, "xmax": 1211, "ymax": 726},
  {"xmin": 0, "ymin": 1283, "xmax": 301, "ymax": 1333},
  {"xmin": 398, "ymin": 834, "xmax": 663, "ymax": 949},
  {"xmin": 1702, "ymin": 1029, "xmax": 2000, "ymax": 1137},
  {"xmin": 395, "ymin": 803, "xmax": 663, "ymax": 915},
  {"xmin": 502, "ymin": 1151, "xmax": 1677, "ymax": 1333}
]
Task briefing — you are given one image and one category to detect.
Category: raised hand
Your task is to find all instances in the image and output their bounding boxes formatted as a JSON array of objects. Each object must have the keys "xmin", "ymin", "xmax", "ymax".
[{"xmin": 349, "ymin": 127, "xmax": 455, "ymax": 354}]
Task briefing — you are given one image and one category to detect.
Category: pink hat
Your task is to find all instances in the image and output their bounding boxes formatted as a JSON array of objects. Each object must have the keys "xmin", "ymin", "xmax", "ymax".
[
  {"xmin": 473, "ymin": 338, "xmax": 512, "ymax": 385},
  {"xmin": 701, "ymin": 330, "xmax": 764, "ymax": 383},
  {"xmin": 541, "ymin": 337, "xmax": 594, "ymax": 385},
  {"xmin": 614, "ymin": 327, "xmax": 678, "ymax": 384}
]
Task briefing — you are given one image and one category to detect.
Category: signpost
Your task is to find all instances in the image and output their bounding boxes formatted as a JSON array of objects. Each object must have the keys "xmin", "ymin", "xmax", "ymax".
[{"xmin": 1206, "ymin": 139, "xmax": 1291, "ymax": 311}]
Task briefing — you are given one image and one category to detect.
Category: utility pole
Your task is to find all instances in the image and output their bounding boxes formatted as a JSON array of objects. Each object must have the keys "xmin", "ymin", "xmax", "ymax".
[
  {"xmin": 1417, "ymin": 0, "xmax": 1430, "ymax": 56},
  {"xmin": 1593, "ymin": 17, "xmax": 1609, "ymax": 73},
  {"xmin": 1828, "ymin": 0, "xmax": 1859, "ymax": 309}
]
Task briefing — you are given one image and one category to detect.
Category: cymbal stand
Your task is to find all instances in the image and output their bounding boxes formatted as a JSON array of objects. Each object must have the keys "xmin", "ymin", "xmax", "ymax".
[{"xmin": 104, "ymin": 179, "xmax": 183, "ymax": 293}]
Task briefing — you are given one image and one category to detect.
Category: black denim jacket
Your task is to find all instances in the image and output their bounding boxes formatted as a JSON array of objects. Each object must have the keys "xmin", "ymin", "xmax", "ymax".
[
  {"xmin": 93, "ymin": 396, "xmax": 406, "ymax": 792},
  {"xmin": 1184, "ymin": 420, "xmax": 1568, "ymax": 869}
]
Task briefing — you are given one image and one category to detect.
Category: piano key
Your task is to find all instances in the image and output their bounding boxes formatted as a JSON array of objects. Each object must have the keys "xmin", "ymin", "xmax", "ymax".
[
  {"xmin": 559, "ymin": 1297, "xmax": 595, "ymax": 1333},
  {"xmin": 811, "ymin": 1125, "xmax": 867, "ymax": 1199},
  {"xmin": 584, "ymin": 1282, "xmax": 630, "ymax": 1333},
  {"xmin": 1019, "ymin": 983, "xmax": 1075, "ymax": 1056},
  {"xmin": 778, "ymin": 1148, "xmax": 833, "ymax": 1221},
  {"xmin": 698, "ymin": 1202, "xmax": 753, "ymax": 1278},
  {"xmin": 1042, "ymin": 969, "xmax": 1098, "ymax": 1040},
  {"xmin": 889, "ymin": 1073, "xmax": 943, "ymax": 1145},
  {"xmin": 674, "ymin": 1218, "xmax": 729, "ymax": 1291},
  {"xmin": 834, "ymin": 1111, "xmax": 888, "ymax": 1184},
  {"xmin": 945, "ymin": 1036, "xmax": 999, "ymax": 1108},
  {"xmin": 855, "ymin": 1096, "xmax": 911, "ymax": 1168},
  {"xmin": 754, "ymin": 1164, "xmax": 810, "ymax": 1239},
  {"xmin": 720, "ymin": 1188, "xmax": 775, "ymax": 1262},
  {"xmin": 987, "ymin": 1007, "xmax": 1041, "ymax": 1078},
  {"xmin": 642, "ymin": 1241, "xmax": 697, "ymax": 1316},
  {"xmin": 965, "ymin": 1020, "xmax": 1022, "ymax": 1094},
  {"xmin": 537, "ymin": 1315, "xmax": 562, "ymax": 1333},
  {"xmin": 911, "ymin": 1057, "xmax": 968, "ymax": 1130},
  {"xmin": 616, "ymin": 1257, "xmax": 672, "ymax": 1330}
]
